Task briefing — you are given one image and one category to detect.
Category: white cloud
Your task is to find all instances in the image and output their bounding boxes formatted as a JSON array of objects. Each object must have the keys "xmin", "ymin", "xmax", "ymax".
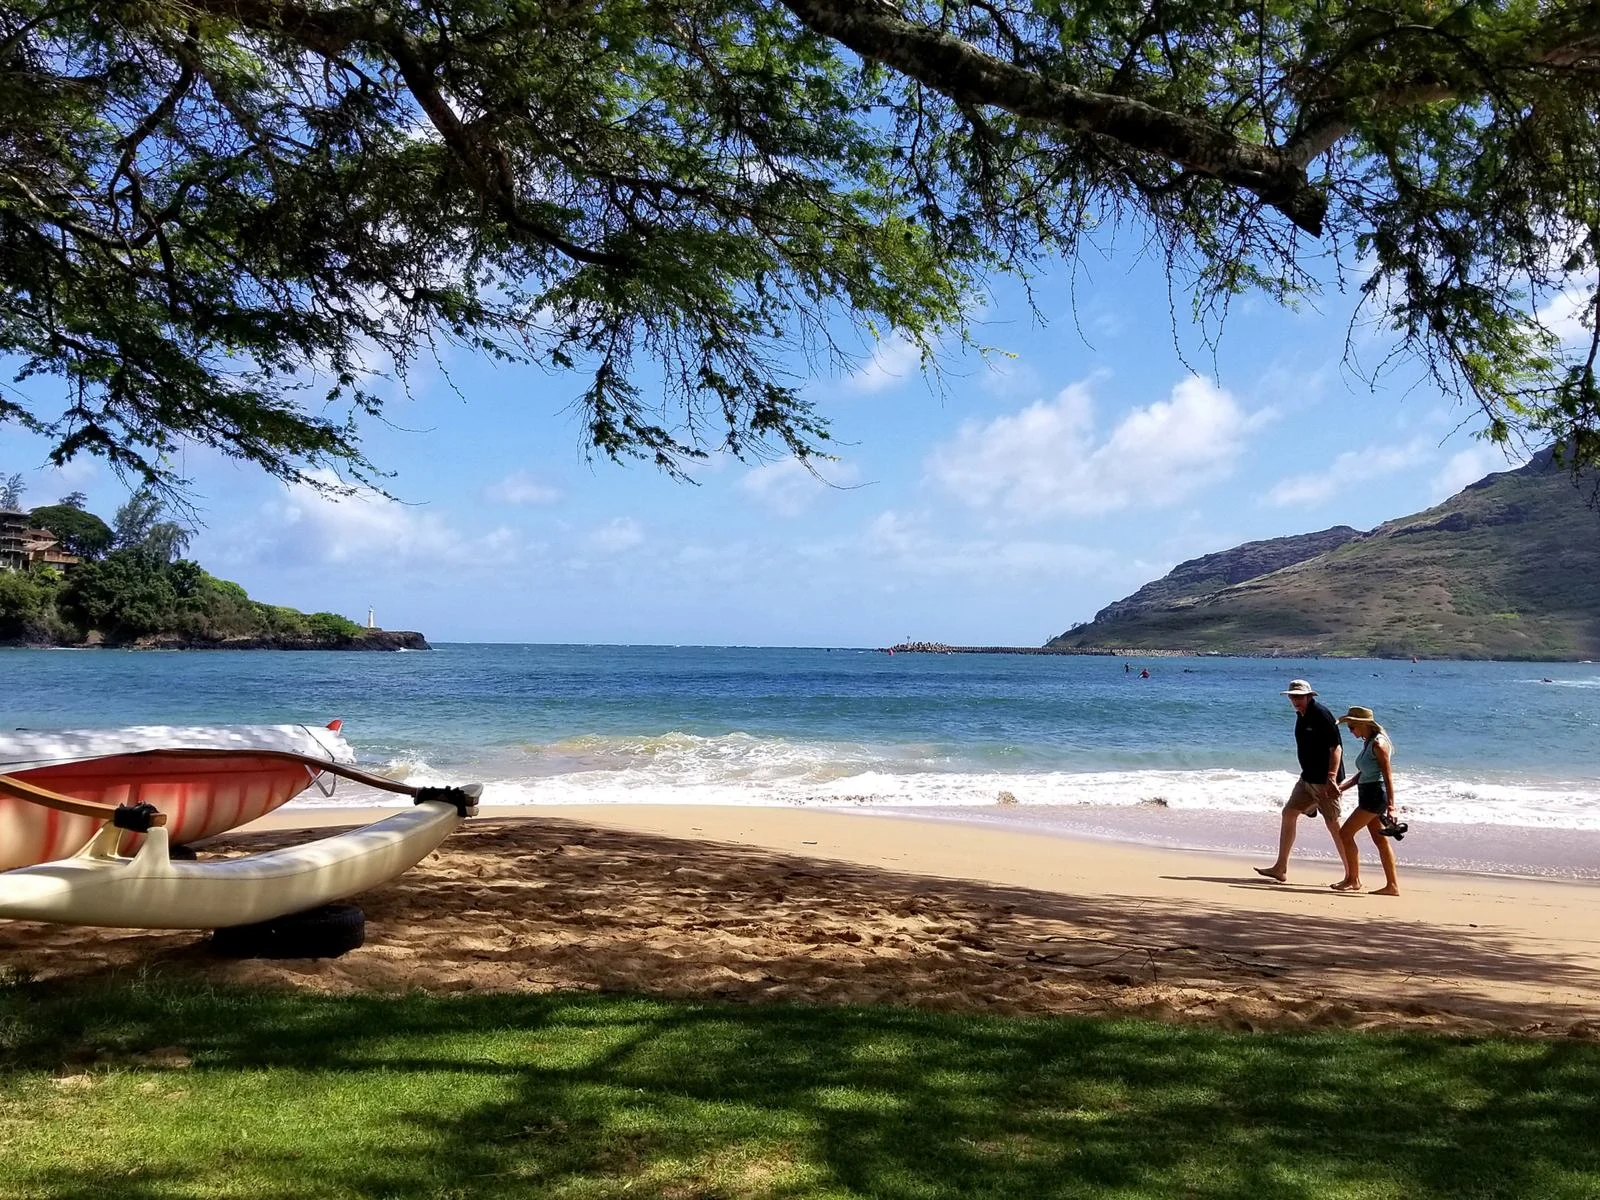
[
  {"xmin": 927, "ymin": 375, "xmax": 1257, "ymax": 518},
  {"xmin": 977, "ymin": 355, "xmax": 1043, "ymax": 401},
  {"xmin": 51, "ymin": 457, "xmax": 100, "ymax": 487},
  {"xmin": 485, "ymin": 471, "xmax": 562, "ymax": 506},
  {"xmin": 1263, "ymin": 437, "xmax": 1434, "ymax": 508},
  {"xmin": 10, "ymin": 456, "xmax": 98, "ymax": 506},
  {"xmin": 1429, "ymin": 443, "xmax": 1518, "ymax": 501},
  {"xmin": 863, "ymin": 509, "xmax": 920, "ymax": 558},
  {"xmin": 845, "ymin": 335, "xmax": 925, "ymax": 393},
  {"xmin": 736, "ymin": 458, "xmax": 861, "ymax": 518},
  {"xmin": 840, "ymin": 509, "xmax": 1127, "ymax": 582},
  {"xmin": 586, "ymin": 517, "xmax": 644, "ymax": 555},
  {"xmin": 1538, "ymin": 286, "xmax": 1596, "ymax": 346},
  {"xmin": 251, "ymin": 472, "xmax": 518, "ymax": 567},
  {"xmin": 1249, "ymin": 360, "xmax": 1331, "ymax": 415},
  {"xmin": 1081, "ymin": 305, "xmax": 1126, "ymax": 341}
]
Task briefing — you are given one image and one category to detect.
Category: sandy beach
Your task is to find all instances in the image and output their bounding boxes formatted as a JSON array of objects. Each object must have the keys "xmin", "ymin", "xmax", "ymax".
[{"xmin": 3, "ymin": 803, "xmax": 1598, "ymax": 1038}]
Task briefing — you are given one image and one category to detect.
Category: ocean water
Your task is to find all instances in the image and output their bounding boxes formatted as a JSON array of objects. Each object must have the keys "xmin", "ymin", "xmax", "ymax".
[{"xmin": 2, "ymin": 645, "xmax": 1597, "ymax": 836}]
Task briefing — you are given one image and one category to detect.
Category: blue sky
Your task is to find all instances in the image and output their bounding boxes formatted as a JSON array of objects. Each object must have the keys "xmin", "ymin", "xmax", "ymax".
[{"xmin": 1, "ymin": 247, "xmax": 1540, "ymax": 647}]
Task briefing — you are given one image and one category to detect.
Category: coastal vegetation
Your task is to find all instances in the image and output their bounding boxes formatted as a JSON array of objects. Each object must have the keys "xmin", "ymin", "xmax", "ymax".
[
  {"xmin": 1050, "ymin": 448, "xmax": 1600, "ymax": 660},
  {"xmin": 0, "ymin": 486, "xmax": 387, "ymax": 649},
  {"xmin": 3, "ymin": 976, "xmax": 1598, "ymax": 1199},
  {"xmin": 24, "ymin": 499, "xmax": 112, "ymax": 560},
  {"xmin": 2, "ymin": 2, "xmax": 1598, "ymax": 496}
]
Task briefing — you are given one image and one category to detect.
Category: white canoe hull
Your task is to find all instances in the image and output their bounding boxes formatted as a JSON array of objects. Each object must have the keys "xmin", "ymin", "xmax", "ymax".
[{"xmin": 0, "ymin": 799, "xmax": 465, "ymax": 930}]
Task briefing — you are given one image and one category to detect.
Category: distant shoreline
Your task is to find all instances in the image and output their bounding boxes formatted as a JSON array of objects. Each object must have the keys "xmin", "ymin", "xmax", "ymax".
[
  {"xmin": 0, "ymin": 629, "xmax": 430, "ymax": 652},
  {"xmin": 883, "ymin": 642, "xmax": 1232, "ymax": 657},
  {"xmin": 878, "ymin": 643, "xmax": 1595, "ymax": 662}
]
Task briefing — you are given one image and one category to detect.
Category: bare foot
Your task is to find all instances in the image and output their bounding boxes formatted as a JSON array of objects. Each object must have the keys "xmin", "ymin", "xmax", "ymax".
[
  {"xmin": 1330, "ymin": 879, "xmax": 1360, "ymax": 892},
  {"xmin": 1254, "ymin": 866, "xmax": 1286, "ymax": 883},
  {"xmin": 1370, "ymin": 884, "xmax": 1400, "ymax": 896}
]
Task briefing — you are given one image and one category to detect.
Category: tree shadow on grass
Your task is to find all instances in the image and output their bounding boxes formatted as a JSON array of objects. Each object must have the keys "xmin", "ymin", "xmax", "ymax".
[{"xmin": 4, "ymin": 982, "xmax": 1600, "ymax": 1200}]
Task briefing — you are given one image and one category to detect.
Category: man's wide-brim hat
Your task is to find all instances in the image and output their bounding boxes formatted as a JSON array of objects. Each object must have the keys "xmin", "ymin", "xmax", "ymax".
[
  {"xmin": 1336, "ymin": 706, "xmax": 1378, "ymax": 724},
  {"xmin": 1281, "ymin": 679, "xmax": 1316, "ymax": 696}
]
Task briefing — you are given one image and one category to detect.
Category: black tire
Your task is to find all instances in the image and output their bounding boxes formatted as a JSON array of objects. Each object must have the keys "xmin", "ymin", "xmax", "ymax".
[{"xmin": 208, "ymin": 903, "xmax": 366, "ymax": 959}]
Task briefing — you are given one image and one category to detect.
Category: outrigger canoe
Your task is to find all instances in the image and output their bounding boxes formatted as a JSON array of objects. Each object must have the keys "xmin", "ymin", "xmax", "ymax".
[
  {"xmin": 0, "ymin": 723, "xmax": 353, "ymax": 871},
  {"xmin": 0, "ymin": 751, "xmax": 480, "ymax": 929}
]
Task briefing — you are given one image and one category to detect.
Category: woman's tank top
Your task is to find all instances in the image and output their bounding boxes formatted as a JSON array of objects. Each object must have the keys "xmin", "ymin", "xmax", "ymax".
[{"xmin": 1356, "ymin": 732, "xmax": 1391, "ymax": 783}]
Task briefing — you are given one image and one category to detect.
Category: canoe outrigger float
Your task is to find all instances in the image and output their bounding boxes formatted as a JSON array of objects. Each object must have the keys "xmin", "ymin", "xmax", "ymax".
[{"xmin": 0, "ymin": 746, "xmax": 479, "ymax": 931}]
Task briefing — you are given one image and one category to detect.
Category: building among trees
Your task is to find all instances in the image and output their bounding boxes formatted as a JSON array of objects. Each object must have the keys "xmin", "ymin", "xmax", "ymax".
[
  {"xmin": 0, "ymin": 511, "xmax": 26, "ymax": 572},
  {"xmin": 0, "ymin": 510, "xmax": 82, "ymax": 573}
]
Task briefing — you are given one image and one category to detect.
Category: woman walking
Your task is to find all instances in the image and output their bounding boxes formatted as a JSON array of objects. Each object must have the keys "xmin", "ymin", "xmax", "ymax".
[{"xmin": 1331, "ymin": 706, "xmax": 1401, "ymax": 896}]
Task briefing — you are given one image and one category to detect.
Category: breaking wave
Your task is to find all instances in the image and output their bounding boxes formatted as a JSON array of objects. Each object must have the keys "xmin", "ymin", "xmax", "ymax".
[{"xmin": 302, "ymin": 730, "xmax": 1600, "ymax": 832}]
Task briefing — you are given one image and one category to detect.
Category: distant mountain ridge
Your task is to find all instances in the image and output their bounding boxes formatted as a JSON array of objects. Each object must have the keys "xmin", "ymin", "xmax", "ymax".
[
  {"xmin": 1089, "ymin": 526, "xmax": 1364, "ymax": 625},
  {"xmin": 1048, "ymin": 449, "xmax": 1600, "ymax": 660}
]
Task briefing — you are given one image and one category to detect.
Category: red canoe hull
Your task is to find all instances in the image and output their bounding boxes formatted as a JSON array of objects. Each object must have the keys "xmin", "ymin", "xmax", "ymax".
[{"xmin": 0, "ymin": 754, "xmax": 323, "ymax": 871}]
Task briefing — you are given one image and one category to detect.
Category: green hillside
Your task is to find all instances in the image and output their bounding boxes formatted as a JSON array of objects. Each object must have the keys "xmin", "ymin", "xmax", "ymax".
[
  {"xmin": 1048, "ymin": 449, "xmax": 1600, "ymax": 660},
  {"xmin": 0, "ymin": 549, "xmax": 381, "ymax": 648},
  {"xmin": 1, "ymin": 490, "xmax": 421, "ymax": 650}
]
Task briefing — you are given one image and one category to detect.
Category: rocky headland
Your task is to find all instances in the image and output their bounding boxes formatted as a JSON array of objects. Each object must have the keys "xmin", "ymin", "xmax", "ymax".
[
  {"xmin": 1046, "ymin": 447, "xmax": 1600, "ymax": 660},
  {"xmin": 4, "ymin": 628, "xmax": 430, "ymax": 652},
  {"xmin": 118, "ymin": 629, "xmax": 429, "ymax": 651}
]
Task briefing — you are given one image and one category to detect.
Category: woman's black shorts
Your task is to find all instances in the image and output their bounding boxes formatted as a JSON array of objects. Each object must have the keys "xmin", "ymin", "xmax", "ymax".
[{"xmin": 1357, "ymin": 781, "xmax": 1388, "ymax": 814}]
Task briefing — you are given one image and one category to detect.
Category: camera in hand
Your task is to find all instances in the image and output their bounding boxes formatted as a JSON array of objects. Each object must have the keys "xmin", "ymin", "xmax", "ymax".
[{"xmin": 1378, "ymin": 813, "xmax": 1408, "ymax": 840}]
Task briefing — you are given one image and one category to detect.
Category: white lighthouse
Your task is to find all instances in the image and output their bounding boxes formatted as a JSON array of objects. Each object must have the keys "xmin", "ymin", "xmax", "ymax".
[{"xmin": 366, "ymin": 606, "xmax": 375, "ymax": 629}]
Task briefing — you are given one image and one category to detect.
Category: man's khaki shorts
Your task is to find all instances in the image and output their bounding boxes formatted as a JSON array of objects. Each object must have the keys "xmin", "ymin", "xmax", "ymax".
[{"xmin": 1284, "ymin": 778, "xmax": 1341, "ymax": 820}]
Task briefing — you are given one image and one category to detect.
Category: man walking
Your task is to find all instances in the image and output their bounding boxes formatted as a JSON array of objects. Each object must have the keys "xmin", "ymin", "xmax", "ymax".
[{"xmin": 1256, "ymin": 679, "xmax": 1352, "ymax": 883}]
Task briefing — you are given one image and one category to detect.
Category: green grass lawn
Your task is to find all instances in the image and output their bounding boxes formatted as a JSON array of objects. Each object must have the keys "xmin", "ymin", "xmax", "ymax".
[{"xmin": 3, "ymin": 973, "xmax": 1599, "ymax": 1199}]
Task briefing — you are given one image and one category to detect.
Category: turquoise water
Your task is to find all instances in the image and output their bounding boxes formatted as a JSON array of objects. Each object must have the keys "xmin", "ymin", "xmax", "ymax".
[{"xmin": 3, "ymin": 646, "xmax": 1598, "ymax": 829}]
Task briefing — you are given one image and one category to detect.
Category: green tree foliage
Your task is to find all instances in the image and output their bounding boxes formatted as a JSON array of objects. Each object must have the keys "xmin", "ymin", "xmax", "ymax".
[
  {"xmin": 7, "ymin": 486, "xmax": 359, "ymax": 644},
  {"xmin": 57, "ymin": 550, "xmax": 179, "ymax": 638},
  {"xmin": 252, "ymin": 603, "xmax": 313, "ymax": 638},
  {"xmin": 46, "ymin": 549, "xmax": 363, "ymax": 644},
  {"xmin": 143, "ymin": 521, "xmax": 192, "ymax": 565},
  {"xmin": 2, "ymin": 1, "xmax": 1597, "ymax": 489},
  {"xmin": 0, "ymin": 473, "xmax": 24, "ymax": 509},
  {"xmin": 169, "ymin": 563, "xmax": 259, "ymax": 637},
  {"xmin": 247, "ymin": 604, "xmax": 361, "ymax": 641},
  {"xmin": 0, "ymin": 568, "xmax": 54, "ymax": 638},
  {"xmin": 109, "ymin": 487, "xmax": 193, "ymax": 562},
  {"xmin": 306, "ymin": 611, "xmax": 364, "ymax": 641},
  {"xmin": 111, "ymin": 489, "xmax": 165, "ymax": 550},
  {"xmin": 26, "ymin": 503, "xmax": 113, "ymax": 559}
]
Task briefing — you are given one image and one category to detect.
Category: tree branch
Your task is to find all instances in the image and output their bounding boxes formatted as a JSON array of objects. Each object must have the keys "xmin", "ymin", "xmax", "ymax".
[
  {"xmin": 110, "ymin": 38, "xmax": 198, "ymax": 205},
  {"xmin": 1286, "ymin": 13, "xmax": 1600, "ymax": 168},
  {"xmin": 779, "ymin": 0, "xmax": 1327, "ymax": 234},
  {"xmin": 180, "ymin": 0, "xmax": 631, "ymax": 269}
]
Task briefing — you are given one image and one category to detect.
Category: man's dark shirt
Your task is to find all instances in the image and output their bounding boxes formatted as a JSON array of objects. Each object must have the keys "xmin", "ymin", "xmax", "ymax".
[{"xmin": 1295, "ymin": 699, "xmax": 1345, "ymax": 784}]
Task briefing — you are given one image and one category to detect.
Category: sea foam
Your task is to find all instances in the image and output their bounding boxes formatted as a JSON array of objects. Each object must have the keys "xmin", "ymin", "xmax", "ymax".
[{"xmin": 305, "ymin": 732, "xmax": 1600, "ymax": 832}]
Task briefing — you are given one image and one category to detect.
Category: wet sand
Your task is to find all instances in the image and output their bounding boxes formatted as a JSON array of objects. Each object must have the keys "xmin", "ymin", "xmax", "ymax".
[
  {"xmin": 911, "ymin": 803, "xmax": 1600, "ymax": 881},
  {"xmin": 2, "ymin": 804, "xmax": 1597, "ymax": 1038}
]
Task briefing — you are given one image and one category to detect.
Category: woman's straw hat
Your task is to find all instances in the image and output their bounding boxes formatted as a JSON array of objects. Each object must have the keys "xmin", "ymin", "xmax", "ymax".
[{"xmin": 1335, "ymin": 706, "xmax": 1378, "ymax": 725}]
